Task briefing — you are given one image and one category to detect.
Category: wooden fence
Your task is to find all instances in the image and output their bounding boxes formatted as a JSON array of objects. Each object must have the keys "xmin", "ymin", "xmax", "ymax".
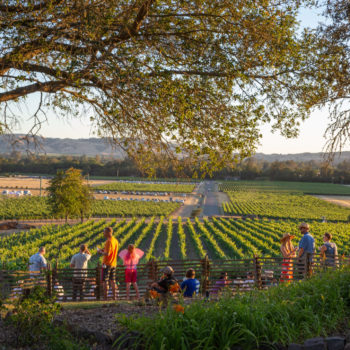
[{"xmin": 0, "ymin": 254, "xmax": 346, "ymax": 302}]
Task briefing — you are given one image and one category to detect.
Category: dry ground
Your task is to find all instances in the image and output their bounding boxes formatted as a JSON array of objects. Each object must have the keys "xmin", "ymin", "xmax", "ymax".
[
  {"xmin": 0, "ymin": 176, "xmax": 116, "ymax": 189},
  {"xmin": 315, "ymin": 195, "xmax": 350, "ymax": 208}
]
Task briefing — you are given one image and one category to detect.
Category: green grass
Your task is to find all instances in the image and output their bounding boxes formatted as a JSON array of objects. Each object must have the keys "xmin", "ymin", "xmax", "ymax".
[{"xmin": 116, "ymin": 268, "xmax": 350, "ymax": 350}]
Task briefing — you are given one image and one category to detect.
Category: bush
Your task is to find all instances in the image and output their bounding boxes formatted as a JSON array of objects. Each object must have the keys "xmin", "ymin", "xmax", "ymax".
[
  {"xmin": 5, "ymin": 286, "xmax": 87, "ymax": 350},
  {"xmin": 117, "ymin": 268, "xmax": 350, "ymax": 350}
]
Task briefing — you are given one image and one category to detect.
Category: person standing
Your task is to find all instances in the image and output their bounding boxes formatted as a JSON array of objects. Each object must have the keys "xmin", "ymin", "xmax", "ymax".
[
  {"xmin": 119, "ymin": 244, "xmax": 144, "ymax": 300},
  {"xmin": 98, "ymin": 227, "xmax": 119, "ymax": 300},
  {"xmin": 297, "ymin": 223, "xmax": 315, "ymax": 277},
  {"xmin": 280, "ymin": 233, "xmax": 297, "ymax": 282},
  {"xmin": 320, "ymin": 232, "xmax": 338, "ymax": 267},
  {"xmin": 70, "ymin": 244, "xmax": 91, "ymax": 301},
  {"xmin": 29, "ymin": 247, "xmax": 47, "ymax": 275}
]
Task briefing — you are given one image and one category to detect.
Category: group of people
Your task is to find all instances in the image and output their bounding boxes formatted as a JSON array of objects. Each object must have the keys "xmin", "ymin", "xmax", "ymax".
[
  {"xmin": 25, "ymin": 222, "xmax": 339, "ymax": 301},
  {"xmin": 29, "ymin": 226, "xmax": 143, "ymax": 301},
  {"xmin": 280, "ymin": 222, "xmax": 338, "ymax": 281}
]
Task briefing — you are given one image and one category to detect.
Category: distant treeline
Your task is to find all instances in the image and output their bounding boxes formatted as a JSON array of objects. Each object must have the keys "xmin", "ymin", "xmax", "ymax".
[{"xmin": 0, "ymin": 154, "xmax": 350, "ymax": 183}]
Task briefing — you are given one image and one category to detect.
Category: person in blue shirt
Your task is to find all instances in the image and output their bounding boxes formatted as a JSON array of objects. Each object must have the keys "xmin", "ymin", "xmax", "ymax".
[
  {"xmin": 297, "ymin": 223, "xmax": 315, "ymax": 277},
  {"xmin": 181, "ymin": 268, "xmax": 200, "ymax": 298}
]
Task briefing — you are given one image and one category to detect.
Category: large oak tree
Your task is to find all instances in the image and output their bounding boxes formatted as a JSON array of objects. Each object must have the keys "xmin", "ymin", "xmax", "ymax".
[
  {"xmin": 0, "ymin": 0, "xmax": 316, "ymax": 175},
  {"xmin": 313, "ymin": 0, "xmax": 350, "ymax": 156}
]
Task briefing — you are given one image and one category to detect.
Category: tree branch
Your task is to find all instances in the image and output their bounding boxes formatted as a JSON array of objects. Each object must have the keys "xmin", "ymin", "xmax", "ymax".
[{"xmin": 0, "ymin": 81, "xmax": 67, "ymax": 102}]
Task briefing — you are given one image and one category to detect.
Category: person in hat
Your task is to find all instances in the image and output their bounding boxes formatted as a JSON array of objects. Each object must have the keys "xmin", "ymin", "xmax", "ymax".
[
  {"xmin": 297, "ymin": 223, "xmax": 315, "ymax": 277},
  {"xmin": 150, "ymin": 266, "xmax": 177, "ymax": 294},
  {"xmin": 280, "ymin": 233, "xmax": 297, "ymax": 282}
]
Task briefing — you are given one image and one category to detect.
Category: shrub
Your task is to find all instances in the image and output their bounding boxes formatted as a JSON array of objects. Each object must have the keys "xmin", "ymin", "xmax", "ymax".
[
  {"xmin": 117, "ymin": 268, "xmax": 350, "ymax": 350},
  {"xmin": 5, "ymin": 286, "xmax": 86, "ymax": 350}
]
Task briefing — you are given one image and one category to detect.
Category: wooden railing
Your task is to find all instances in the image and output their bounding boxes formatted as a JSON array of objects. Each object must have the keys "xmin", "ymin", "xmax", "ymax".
[{"xmin": 0, "ymin": 254, "xmax": 346, "ymax": 302}]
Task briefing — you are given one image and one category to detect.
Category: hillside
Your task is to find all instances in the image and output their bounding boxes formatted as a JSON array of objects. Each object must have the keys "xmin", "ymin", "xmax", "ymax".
[
  {"xmin": 0, "ymin": 135, "xmax": 125, "ymax": 158},
  {"xmin": 1, "ymin": 135, "xmax": 350, "ymax": 162}
]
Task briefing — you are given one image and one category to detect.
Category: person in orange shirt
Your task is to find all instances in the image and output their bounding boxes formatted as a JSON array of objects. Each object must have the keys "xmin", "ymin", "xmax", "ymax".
[{"xmin": 97, "ymin": 227, "xmax": 119, "ymax": 300}]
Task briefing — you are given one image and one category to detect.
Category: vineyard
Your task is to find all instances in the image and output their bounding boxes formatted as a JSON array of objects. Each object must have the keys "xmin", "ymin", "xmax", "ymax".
[
  {"xmin": 0, "ymin": 196, "xmax": 179, "ymax": 219},
  {"xmin": 2, "ymin": 217, "xmax": 350, "ymax": 269},
  {"xmin": 93, "ymin": 182, "xmax": 195, "ymax": 193},
  {"xmin": 220, "ymin": 181, "xmax": 350, "ymax": 195},
  {"xmin": 221, "ymin": 182, "xmax": 350, "ymax": 221}
]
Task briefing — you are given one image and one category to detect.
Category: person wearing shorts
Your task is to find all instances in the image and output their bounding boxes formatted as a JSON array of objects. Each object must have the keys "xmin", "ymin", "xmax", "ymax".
[
  {"xmin": 123, "ymin": 245, "xmax": 141, "ymax": 300},
  {"xmin": 98, "ymin": 227, "xmax": 119, "ymax": 300}
]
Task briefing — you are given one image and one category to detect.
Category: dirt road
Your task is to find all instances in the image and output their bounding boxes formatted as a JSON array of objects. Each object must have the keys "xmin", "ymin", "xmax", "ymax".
[
  {"xmin": 200, "ymin": 181, "xmax": 229, "ymax": 217},
  {"xmin": 315, "ymin": 195, "xmax": 350, "ymax": 208}
]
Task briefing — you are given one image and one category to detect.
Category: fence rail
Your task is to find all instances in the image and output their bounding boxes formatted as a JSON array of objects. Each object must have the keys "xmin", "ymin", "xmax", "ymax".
[{"xmin": 0, "ymin": 254, "xmax": 346, "ymax": 302}]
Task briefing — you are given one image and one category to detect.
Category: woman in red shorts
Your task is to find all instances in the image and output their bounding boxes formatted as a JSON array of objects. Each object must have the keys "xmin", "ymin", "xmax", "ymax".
[{"xmin": 120, "ymin": 244, "xmax": 144, "ymax": 300}]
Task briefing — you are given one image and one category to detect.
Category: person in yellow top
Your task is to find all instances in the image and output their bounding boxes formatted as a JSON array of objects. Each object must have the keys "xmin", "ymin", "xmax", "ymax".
[{"xmin": 97, "ymin": 227, "xmax": 119, "ymax": 300}]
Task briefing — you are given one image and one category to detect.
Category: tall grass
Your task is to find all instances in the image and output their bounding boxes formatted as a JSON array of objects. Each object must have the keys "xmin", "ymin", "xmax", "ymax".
[{"xmin": 116, "ymin": 268, "xmax": 350, "ymax": 350}]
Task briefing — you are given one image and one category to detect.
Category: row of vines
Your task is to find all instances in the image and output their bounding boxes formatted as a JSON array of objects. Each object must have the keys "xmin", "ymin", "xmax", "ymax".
[{"xmin": 2, "ymin": 217, "xmax": 350, "ymax": 269}]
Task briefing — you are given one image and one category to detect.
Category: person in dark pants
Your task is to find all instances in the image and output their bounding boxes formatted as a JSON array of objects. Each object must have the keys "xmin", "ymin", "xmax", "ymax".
[
  {"xmin": 297, "ymin": 223, "xmax": 315, "ymax": 278},
  {"xmin": 98, "ymin": 227, "xmax": 119, "ymax": 300},
  {"xmin": 70, "ymin": 244, "xmax": 91, "ymax": 301},
  {"xmin": 320, "ymin": 232, "xmax": 338, "ymax": 267}
]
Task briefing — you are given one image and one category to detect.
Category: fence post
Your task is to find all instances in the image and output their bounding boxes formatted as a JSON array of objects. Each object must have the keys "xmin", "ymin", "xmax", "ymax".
[
  {"xmin": 46, "ymin": 263, "xmax": 52, "ymax": 297},
  {"xmin": 96, "ymin": 262, "xmax": 102, "ymax": 301},
  {"xmin": 149, "ymin": 259, "xmax": 159, "ymax": 282},
  {"xmin": 254, "ymin": 256, "xmax": 262, "ymax": 290},
  {"xmin": 201, "ymin": 255, "xmax": 210, "ymax": 296},
  {"xmin": 306, "ymin": 253, "xmax": 312, "ymax": 278}
]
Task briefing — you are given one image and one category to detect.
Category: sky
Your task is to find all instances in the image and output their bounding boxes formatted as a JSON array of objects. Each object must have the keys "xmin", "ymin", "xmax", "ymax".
[{"xmin": 11, "ymin": 4, "xmax": 347, "ymax": 155}]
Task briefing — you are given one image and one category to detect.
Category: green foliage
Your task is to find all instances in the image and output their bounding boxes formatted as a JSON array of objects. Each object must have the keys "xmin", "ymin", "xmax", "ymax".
[
  {"xmin": 163, "ymin": 217, "xmax": 173, "ymax": 260},
  {"xmin": 220, "ymin": 181, "xmax": 350, "ymax": 195},
  {"xmin": 0, "ymin": 0, "xmax": 321, "ymax": 175},
  {"xmin": 145, "ymin": 217, "xmax": 164, "ymax": 261},
  {"xmin": 7, "ymin": 286, "xmax": 60, "ymax": 345},
  {"xmin": 177, "ymin": 217, "xmax": 187, "ymax": 259},
  {"xmin": 47, "ymin": 168, "xmax": 93, "ymax": 221},
  {"xmin": 3, "ymin": 216, "xmax": 350, "ymax": 268},
  {"xmin": 117, "ymin": 269, "xmax": 350, "ymax": 349},
  {"xmin": 221, "ymin": 182, "xmax": 350, "ymax": 220},
  {"xmin": 0, "ymin": 196, "xmax": 179, "ymax": 219},
  {"xmin": 5, "ymin": 286, "xmax": 86, "ymax": 349},
  {"xmin": 4, "ymin": 286, "xmax": 78, "ymax": 349},
  {"xmin": 94, "ymin": 182, "xmax": 195, "ymax": 193}
]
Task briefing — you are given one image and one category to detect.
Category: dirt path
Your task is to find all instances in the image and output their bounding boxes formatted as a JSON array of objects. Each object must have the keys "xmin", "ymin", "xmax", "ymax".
[
  {"xmin": 171, "ymin": 182, "xmax": 203, "ymax": 218},
  {"xmin": 315, "ymin": 195, "xmax": 350, "ymax": 208}
]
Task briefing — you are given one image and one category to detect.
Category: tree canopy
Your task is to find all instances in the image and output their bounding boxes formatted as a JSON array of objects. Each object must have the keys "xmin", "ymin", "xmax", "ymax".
[
  {"xmin": 47, "ymin": 167, "xmax": 93, "ymax": 222},
  {"xmin": 0, "ymin": 0, "xmax": 324, "ymax": 175},
  {"xmin": 314, "ymin": 0, "xmax": 350, "ymax": 155}
]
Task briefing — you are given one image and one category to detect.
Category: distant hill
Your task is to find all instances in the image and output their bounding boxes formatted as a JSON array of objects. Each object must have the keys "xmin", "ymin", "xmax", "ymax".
[
  {"xmin": 252, "ymin": 152, "xmax": 350, "ymax": 164},
  {"xmin": 0, "ymin": 135, "xmax": 349, "ymax": 163},
  {"xmin": 0, "ymin": 135, "xmax": 125, "ymax": 158}
]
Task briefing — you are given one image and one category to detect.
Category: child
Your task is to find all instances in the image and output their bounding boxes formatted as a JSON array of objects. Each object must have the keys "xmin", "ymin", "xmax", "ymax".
[
  {"xmin": 121, "ymin": 244, "xmax": 144, "ymax": 300},
  {"xmin": 181, "ymin": 268, "xmax": 200, "ymax": 298}
]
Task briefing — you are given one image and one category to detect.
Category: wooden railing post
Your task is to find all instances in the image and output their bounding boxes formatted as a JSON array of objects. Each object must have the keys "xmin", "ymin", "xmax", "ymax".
[
  {"xmin": 96, "ymin": 262, "xmax": 102, "ymax": 301},
  {"xmin": 46, "ymin": 263, "xmax": 52, "ymax": 297},
  {"xmin": 147, "ymin": 259, "xmax": 159, "ymax": 282},
  {"xmin": 254, "ymin": 256, "xmax": 262, "ymax": 290},
  {"xmin": 52, "ymin": 261, "xmax": 58, "ymax": 285},
  {"xmin": 306, "ymin": 253, "xmax": 313, "ymax": 278},
  {"xmin": 201, "ymin": 255, "xmax": 210, "ymax": 296}
]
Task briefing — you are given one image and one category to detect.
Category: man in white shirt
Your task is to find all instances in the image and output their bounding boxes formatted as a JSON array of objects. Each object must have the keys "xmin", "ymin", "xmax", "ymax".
[
  {"xmin": 29, "ymin": 247, "xmax": 47, "ymax": 275},
  {"xmin": 70, "ymin": 244, "xmax": 91, "ymax": 301}
]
